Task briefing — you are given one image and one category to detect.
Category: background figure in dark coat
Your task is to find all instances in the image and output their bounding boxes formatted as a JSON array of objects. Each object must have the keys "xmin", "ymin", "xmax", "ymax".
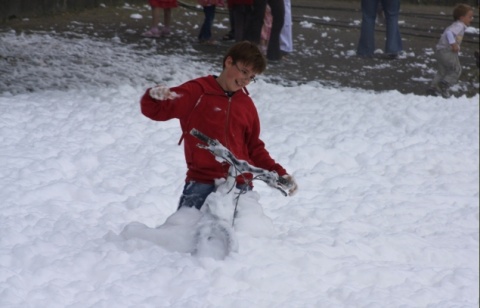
[
  {"xmin": 245, "ymin": 0, "xmax": 285, "ymax": 61},
  {"xmin": 229, "ymin": 0, "xmax": 254, "ymax": 42}
]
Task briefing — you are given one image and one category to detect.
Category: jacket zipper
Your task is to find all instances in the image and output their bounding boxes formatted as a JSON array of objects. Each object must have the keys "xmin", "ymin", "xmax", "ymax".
[
  {"xmin": 221, "ymin": 95, "xmax": 232, "ymax": 178},
  {"xmin": 224, "ymin": 96, "xmax": 232, "ymax": 148}
]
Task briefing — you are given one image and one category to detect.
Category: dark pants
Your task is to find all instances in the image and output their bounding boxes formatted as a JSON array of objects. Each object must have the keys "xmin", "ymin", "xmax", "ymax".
[
  {"xmin": 232, "ymin": 5, "xmax": 253, "ymax": 42},
  {"xmin": 228, "ymin": 7, "xmax": 235, "ymax": 37},
  {"xmin": 198, "ymin": 5, "xmax": 216, "ymax": 41},
  {"xmin": 244, "ymin": 0, "xmax": 285, "ymax": 61}
]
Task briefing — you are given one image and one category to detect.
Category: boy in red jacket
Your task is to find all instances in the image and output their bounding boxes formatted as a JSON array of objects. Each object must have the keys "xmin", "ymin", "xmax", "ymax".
[{"xmin": 140, "ymin": 41, "xmax": 297, "ymax": 210}]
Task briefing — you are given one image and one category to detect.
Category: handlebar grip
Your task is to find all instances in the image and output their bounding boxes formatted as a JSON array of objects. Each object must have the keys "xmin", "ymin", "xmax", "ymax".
[{"xmin": 277, "ymin": 176, "xmax": 289, "ymax": 186}]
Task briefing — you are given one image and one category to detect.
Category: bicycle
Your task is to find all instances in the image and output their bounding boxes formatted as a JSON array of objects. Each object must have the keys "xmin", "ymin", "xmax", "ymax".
[
  {"xmin": 189, "ymin": 128, "xmax": 290, "ymax": 259},
  {"xmin": 120, "ymin": 128, "xmax": 290, "ymax": 260}
]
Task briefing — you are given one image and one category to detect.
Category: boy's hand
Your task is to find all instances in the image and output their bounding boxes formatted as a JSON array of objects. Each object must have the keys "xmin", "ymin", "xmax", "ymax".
[
  {"xmin": 281, "ymin": 174, "xmax": 298, "ymax": 196},
  {"xmin": 149, "ymin": 85, "xmax": 179, "ymax": 100}
]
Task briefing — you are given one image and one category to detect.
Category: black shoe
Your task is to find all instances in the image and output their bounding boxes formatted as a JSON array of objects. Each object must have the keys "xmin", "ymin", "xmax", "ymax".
[
  {"xmin": 356, "ymin": 53, "xmax": 374, "ymax": 59},
  {"xmin": 426, "ymin": 87, "xmax": 439, "ymax": 96},
  {"xmin": 438, "ymin": 81, "xmax": 451, "ymax": 98},
  {"xmin": 376, "ymin": 53, "xmax": 398, "ymax": 60}
]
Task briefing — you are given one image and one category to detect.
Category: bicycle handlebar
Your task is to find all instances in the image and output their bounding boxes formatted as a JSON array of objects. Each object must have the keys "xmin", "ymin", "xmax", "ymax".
[{"xmin": 190, "ymin": 128, "xmax": 289, "ymax": 196}]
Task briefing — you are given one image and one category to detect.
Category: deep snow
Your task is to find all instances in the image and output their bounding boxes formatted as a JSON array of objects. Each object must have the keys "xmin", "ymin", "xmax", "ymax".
[{"xmin": 0, "ymin": 24, "xmax": 479, "ymax": 308}]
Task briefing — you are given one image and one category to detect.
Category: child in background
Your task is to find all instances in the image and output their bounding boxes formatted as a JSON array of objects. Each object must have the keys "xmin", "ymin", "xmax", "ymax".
[
  {"xmin": 140, "ymin": 41, "xmax": 298, "ymax": 211},
  {"xmin": 142, "ymin": 0, "xmax": 178, "ymax": 38},
  {"xmin": 260, "ymin": 5, "xmax": 272, "ymax": 55},
  {"xmin": 197, "ymin": 0, "xmax": 225, "ymax": 45},
  {"xmin": 426, "ymin": 4, "xmax": 474, "ymax": 98}
]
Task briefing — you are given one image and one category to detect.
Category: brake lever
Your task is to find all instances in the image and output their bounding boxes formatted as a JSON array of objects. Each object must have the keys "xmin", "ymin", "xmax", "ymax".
[
  {"xmin": 276, "ymin": 176, "xmax": 293, "ymax": 197},
  {"xmin": 275, "ymin": 186, "xmax": 288, "ymax": 197},
  {"xmin": 257, "ymin": 173, "xmax": 289, "ymax": 197}
]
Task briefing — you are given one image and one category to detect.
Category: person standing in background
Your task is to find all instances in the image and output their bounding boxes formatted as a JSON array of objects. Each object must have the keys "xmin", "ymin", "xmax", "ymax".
[
  {"xmin": 279, "ymin": 0, "xmax": 293, "ymax": 57},
  {"xmin": 142, "ymin": 0, "xmax": 178, "ymax": 38},
  {"xmin": 259, "ymin": 5, "xmax": 273, "ymax": 55},
  {"xmin": 197, "ymin": 0, "xmax": 225, "ymax": 44},
  {"xmin": 426, "ymin": 4, "xmax": 474, "ymax": 98},
  {"xmin": 357, "ymin": 0, "xmax": 402, "ymax": 59},
  {"xmin": 244, "ymin": 0, "xmax": 285, "ymax": 62},
  {"xmin": 228, "ymin": 0, "xmax": 254, "ymax": 42},
  {"xmin": 222, "ymin": 0, "xmax": 236, "ymax": 41}
]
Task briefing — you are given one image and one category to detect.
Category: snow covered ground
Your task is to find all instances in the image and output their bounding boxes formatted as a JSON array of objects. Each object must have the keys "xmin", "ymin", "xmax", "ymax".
[{"xmin": 0, "ymin": 30, "xmax": 478, "ymax": 307}]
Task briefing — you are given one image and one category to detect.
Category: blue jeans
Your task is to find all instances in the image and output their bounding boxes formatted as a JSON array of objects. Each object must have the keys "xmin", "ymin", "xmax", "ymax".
[
  {"xmin": 357, "ymin": 0, "xmax": 402, "ymax": 56},
  {"xmin": 198, "ymin": 5, "xmax": 216, "ymax": 41},
  {"xmin": 177, "ymin": 181, "xmax": 252, "ymax": 210}
]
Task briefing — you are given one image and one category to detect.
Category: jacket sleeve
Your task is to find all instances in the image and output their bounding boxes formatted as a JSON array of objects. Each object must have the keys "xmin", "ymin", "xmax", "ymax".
[{"xmin": 140, "ymin": 82, "xmax": 202, "ymax": 122}]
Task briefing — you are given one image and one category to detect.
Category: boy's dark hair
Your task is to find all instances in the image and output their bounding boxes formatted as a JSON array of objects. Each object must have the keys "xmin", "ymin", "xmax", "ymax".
[
  {"xmin": 222, "ymin": 41, "xmax": 267, "ymax": 74},
  {"xmin": 453, "ymin": 4, "xmax": 473, "ymax": 21}
]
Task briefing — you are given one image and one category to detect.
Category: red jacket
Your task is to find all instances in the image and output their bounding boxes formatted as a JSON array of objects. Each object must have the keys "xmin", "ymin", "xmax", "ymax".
[{"xmin": 140, "ymin": 75, "xmax": 286, "ymax": 184}]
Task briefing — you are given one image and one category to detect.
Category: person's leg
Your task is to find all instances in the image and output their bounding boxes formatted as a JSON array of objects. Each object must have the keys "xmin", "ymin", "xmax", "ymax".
[
  {"xmin": 430, "ymin": 49, "xmax": 459, "ymax": 98},
  {"xmin": 232, "ymin": 6, "xmax": 246, "ymax": 42},
  {"xmin": 381, "ymin": 0, "xmax": 402, "ymax": 55},
  {"xmin": 442, "ymin": 53, "xmax": 462, "ymax": 86},
  {"xmin": 152, "ymin": 6, "xmax": 161, "ymax": 28},
  {"xmin": 142, "ymin": 6, "xmax": 162, "ymax": 37},
  {"xmin": 178, "ymin": 182, "xmax": 215, "ymax": 210},
  {"xmin": 266, "ymin": 0, "xmax": 285, "ymax": 61},
  {"xmin": 357, "ymin": 0, "xmax": 379, "ymax": 57},
  {"xmin": 433, "ymin": 49, "xmax": 460, "ymax": 85},
  {"xmin": 432, "ymin": 60, "xmax": 445, "ymax": 87},
  {"xmin": 427, "ymin": 56, "xmax": 444, "ymax": 96},
  {"xmin": 280, "ymin": 0, "xmax": 293, "ymax": 54},
  {"xmin": 244, "ymin": 0, "xmax": 267, "ymax": 44},
  {"xmin": 222, "ymin": 7, "xmax": 235, "ymax": 40},
  {"xmin": 228, "ymin": 6, "xmax": 235, "ymax": 37},
  {"xmin": 260, "ymin": 6, "xmax": 272, "ymax": 54},
  {"xmin": 205, "ymin": 6, "xmax": 216, "ymax": 40},
  {"xmin": 198, "ymin": 6, "xmax": 212, "ymax": 41},
  {"xmin": 162, "ymin": 8, "xmax": 172, "ymax": 35}
]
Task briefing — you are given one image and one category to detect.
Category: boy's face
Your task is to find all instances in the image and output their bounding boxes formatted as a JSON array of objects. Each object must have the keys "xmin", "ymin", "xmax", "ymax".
[
  {"xmin": 223, "ymin": 56, "xmax": 257, "ymax": 91},
  {"xmin": 460, "ymin": 10, "xmax": 474, "ymax": 26}
]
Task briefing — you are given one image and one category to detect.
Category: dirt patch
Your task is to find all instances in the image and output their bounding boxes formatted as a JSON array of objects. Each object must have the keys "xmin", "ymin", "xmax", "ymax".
[{"xmin": 1, "ymin": 0, "xmax": 478, "ymax": 97}]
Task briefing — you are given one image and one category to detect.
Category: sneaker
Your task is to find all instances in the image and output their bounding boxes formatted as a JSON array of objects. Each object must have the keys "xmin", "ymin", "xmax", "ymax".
[
  {"xmin": 376, "ymin": 53, "xmax": 398, "ymax": 60},
  {"xmin": 438, "ymin": 81, "xmax": 451, "ymax": 98},
  {"xmin": 141, "ymin": 27, "xmax": 161, "ymax": 38}
]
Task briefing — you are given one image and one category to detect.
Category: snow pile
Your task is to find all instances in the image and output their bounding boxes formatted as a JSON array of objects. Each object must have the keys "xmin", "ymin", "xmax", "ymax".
[{"xmin": 0, "ymin": 30, "xmax": 478, "ymax": 307}]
